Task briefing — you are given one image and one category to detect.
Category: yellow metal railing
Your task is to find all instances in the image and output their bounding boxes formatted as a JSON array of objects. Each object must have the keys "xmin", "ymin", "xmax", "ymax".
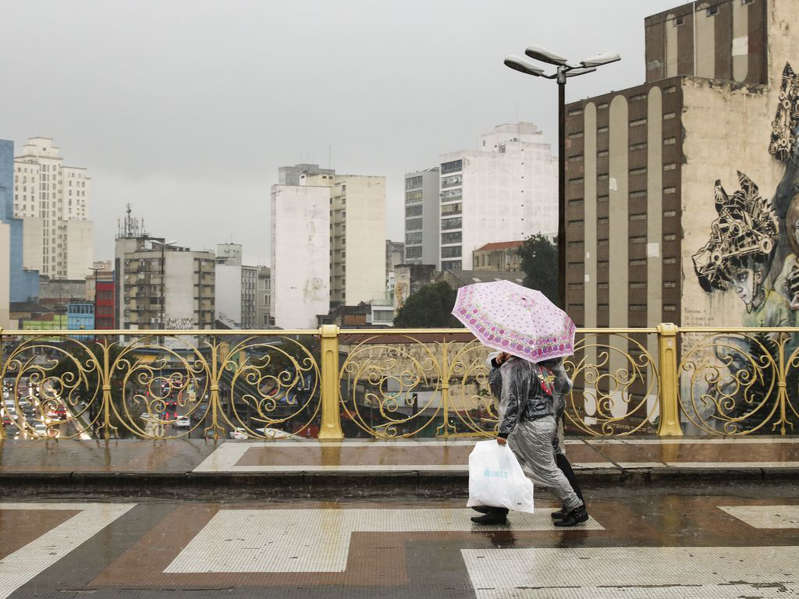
[{"xmin": 1, "ymin": 324, "xmax": 798, "ymax": 440}]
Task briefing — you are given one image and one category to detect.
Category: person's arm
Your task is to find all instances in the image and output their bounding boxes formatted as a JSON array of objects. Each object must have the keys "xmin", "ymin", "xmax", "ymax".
[{"xmin": 497, "ymin": 362, "xmax": 521, "ymax": 443}]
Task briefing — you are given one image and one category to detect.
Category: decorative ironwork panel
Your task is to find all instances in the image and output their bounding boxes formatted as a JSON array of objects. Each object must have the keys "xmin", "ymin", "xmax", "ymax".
[
  {"xmin": 0, "ymin": 331, "xmax": 320, "ymax": 440},
  {"xmin": 337, "ymin": 333, "xmax": 495, "ymax": 438},
  {"xmin": 564, "ymin": 331, "xmax": 660, "ymax": 436},
  {"xmin": 678, "ymin": 330, "xmax": 794, "ymax": 435}
]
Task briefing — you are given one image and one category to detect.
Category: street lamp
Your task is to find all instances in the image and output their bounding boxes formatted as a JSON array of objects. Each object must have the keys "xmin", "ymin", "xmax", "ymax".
[{"xmin": 505, "ymin": 46, "xmax": 620, "ymax": 308}]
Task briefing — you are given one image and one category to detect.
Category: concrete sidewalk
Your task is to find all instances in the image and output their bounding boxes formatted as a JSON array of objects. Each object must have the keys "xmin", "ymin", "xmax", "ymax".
[{"xmin": 2, "ymin": 437, "xmax": 799, "ymax": 498}]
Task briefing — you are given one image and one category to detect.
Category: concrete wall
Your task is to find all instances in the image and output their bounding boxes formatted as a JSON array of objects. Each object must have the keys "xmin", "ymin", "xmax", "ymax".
[
  {"xmin": 215, "ymin": 263, "xmax": 242, "ymax": 324},
  {"xmin": 271, "ymin": 185, "xmax": 330, "ymax": 329},
  {"xmin": 65, "ymin": 220, "xmax": 93, "ymax": 280},
  {"xmin": 164, "ymin": 251, "xmax": 196, "ymax": 328},
  {"xmin": 340, "ymin": 175, "xmax": 386, "ymax": 305}
]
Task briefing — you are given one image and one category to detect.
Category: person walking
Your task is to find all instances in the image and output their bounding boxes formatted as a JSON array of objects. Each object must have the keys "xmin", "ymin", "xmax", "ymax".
[
  {"xmin": 538, "ymin": 356, "xmax": 585, "ymax": 521},
  {"xmin": 472, "ymin": 354, "xmax": 587, "ymax": 526}
]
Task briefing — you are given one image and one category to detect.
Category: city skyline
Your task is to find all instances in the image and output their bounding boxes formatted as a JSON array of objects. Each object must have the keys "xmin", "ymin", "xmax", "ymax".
[{"xmin": 0, "ymin": 0, "xmax": 678, "ymax": 266}]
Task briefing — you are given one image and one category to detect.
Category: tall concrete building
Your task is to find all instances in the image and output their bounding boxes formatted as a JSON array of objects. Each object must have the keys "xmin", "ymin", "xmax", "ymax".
[
  {"xmin": 438, "ymin": 123, "xmax": 557, "ymax": 271},
  {"xmin": 563, "ymin": 0, "xmax": 798, "ymax": 333},
  {"xmin": 13, "ymin": 137, "xmax": 93, "ymax": 280},
  {"xmin": 327, "ymin": 175, "xmax": 386, "ymax": 306},
  {"xmin": 114, "ymin": 210, "xmax": 215, "ymax": 331},
  {"xmin": 404, "ymin": 168, "xmax": 439, "ymax": 265},
  {"xmin": 0, "ymin": 139, "xmax": 38, "ymax": 304},
  {"xmin": 255, "ymin": 266, "xmax": 272, "ymax": 328},
  {"xmin": 271, "ymin": 184, "xmax": 330, "ymax": 329}
]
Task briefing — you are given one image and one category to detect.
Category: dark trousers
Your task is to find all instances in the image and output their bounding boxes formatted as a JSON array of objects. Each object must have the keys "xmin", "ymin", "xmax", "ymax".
[{"xmin": 555, "ymin": 452, "xmax": 584, "ymax": 501}]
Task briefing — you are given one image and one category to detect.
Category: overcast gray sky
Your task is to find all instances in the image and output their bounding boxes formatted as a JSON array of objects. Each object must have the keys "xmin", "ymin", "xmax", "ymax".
[{"xmin": 1, "ymin": 0, "xmax": 678, "ymax": 266}]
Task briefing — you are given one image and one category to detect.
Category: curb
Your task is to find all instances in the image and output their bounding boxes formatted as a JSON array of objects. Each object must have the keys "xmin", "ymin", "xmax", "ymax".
[{"xmin": 2, "ymin": 466, "xmax": 799, "ymax": 500}]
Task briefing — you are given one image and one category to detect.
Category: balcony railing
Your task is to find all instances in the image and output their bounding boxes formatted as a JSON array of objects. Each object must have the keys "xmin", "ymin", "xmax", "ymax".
[{"xmin": 1, "ymin": 325, "xmax": 798, "ymax": 440}]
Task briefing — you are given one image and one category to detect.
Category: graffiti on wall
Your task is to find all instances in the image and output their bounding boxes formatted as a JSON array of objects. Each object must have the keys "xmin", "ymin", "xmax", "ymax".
[{"xmin": 692, "ymin": 63, "xmax": 799, "ymax": 325}]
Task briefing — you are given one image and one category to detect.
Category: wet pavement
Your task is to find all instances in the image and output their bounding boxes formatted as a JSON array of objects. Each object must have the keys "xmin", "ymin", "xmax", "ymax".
[{"xmin": 2, "ymin": 485, "xmax": 799, "ymax": 598}]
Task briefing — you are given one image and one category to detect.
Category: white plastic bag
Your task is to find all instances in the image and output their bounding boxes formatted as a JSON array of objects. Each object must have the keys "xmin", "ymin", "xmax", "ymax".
[{"xmin": 467, "ymin": 440, "xmax": 534, "ymax": 513}]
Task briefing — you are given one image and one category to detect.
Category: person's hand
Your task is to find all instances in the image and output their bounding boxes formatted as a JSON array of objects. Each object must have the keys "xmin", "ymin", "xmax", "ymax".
[{"xmin": 496, "ymin": 437, "xmax": 506, "ymax": 445}]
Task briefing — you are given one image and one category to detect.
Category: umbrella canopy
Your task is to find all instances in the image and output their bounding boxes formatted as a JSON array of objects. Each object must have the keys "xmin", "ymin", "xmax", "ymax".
[{"xmin": 451, "ymin": 280, "xmax": 575, "ymax": 362}]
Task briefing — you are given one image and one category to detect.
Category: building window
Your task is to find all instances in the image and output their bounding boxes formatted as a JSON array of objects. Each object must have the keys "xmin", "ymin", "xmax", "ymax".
[
  {"xmin": 441, "ymin": 202, "xmax": 461, "ymax": 216},
  {"xmin": 441, "ymin": 217, "xmax": 462, "ymax": 231},
  {"xmin": 441, "ymin": 159, "xmax": 463, "ymax": 174},
  {"xmin": 405, "ymin": 205, "xmax": 423, "ymax": 217},
  {"xmin": 441, "ymin": 260, "xmax": 462, "ymax": 271},
  {"xmin": 406, "ymin": 217, "xmax": 423, "ymax": 231},
  {"xmin": 405, "ymin": 190, "xmax": 423, "ymax": 204},
  {"xmin": 440, "ymin": 189, "xmax": 462, "ymax": 202},
  {"xmin": 405, "ymin": 247, "xmax": 422, "ymax": 259},
  {"xmin": 405, "ymin": 231, "xmax": 423, "ymax": 245},
  {"xmin": 441, "ymin": 231, "xmax": 462, "ymax": 245},
  {"xmin": 405, "ymin": 176, "xmax": 423, "ymax": 190},
  {"xmin": 441, "ymin": 246, "xmax": 462, "ymax": 258},
  {"xmin": 441, "ymin": 174, "xmax": 462, "ymax": 189}
]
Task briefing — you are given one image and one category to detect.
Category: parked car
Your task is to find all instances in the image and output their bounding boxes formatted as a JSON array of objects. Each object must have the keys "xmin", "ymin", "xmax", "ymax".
[
  {"xmin": 229, "ymin": 427, "xmax": 248, "ymax": 440},
  {"xmin": 175, "ymin": 416, "xmax": 191, "ymax": 428},
  {"xmin": 255, "ymin": 427, "xmax": 302, "ymax": 440}
]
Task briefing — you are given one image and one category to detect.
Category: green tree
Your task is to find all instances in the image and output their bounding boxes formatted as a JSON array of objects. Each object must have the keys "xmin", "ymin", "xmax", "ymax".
[
  {"xmin": 518, "ymin": 234, "xmax": 558, "ymax": 304},
  {"xmin": 394, "ymin": 281, "xmax": 459, "ymax": 327}
]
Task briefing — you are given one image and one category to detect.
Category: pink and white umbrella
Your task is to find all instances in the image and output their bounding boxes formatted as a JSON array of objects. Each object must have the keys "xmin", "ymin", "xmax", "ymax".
[{"xmin": 451, "ymin": 280, "xmax": 575, "ymax": 362}]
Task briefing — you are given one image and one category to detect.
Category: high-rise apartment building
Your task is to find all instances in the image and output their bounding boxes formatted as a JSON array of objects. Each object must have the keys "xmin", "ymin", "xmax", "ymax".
[
  {"xmin": 437, "ymin": 123, "xmax": 557, "ymax": 271},
  {"xmin": 115, "ymin": 209, "xmax": 215, "ymax": 331},
  {"xmin": 404, "ymin": 168, "xmax": 439, "ymax": 265},
  {"xmin": 328, "ymin": 175, "xmax": 386, "ymax": 305},
  {"xmin": 0, "ymin": 139, "xmax": 38, "ymax": 304},
  {"xmin": 255, "ymin": 266, "xmax": 272, "ymax": 328},
  {"xmin": 271, "ymin": 184, "xmax": 330, "ymax": 328},
  {"xmin": 13, "ymin": 137, "xmax": 93, "ymax": 280}
]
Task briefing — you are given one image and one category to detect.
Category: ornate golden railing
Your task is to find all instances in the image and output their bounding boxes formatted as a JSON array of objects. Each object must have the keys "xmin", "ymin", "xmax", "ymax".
[{"xmin": 1, "ymin": 324, "xmax": 798, "ymax": 439}]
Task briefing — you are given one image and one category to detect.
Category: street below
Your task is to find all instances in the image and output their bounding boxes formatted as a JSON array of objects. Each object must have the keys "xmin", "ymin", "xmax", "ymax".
[{"xmin": 2, "ymin": 482, "xmax": 798, "ymax": 598}]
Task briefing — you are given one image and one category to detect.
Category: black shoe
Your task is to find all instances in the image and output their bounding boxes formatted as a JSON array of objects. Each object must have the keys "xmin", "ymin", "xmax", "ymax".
[
  {"xmin": 472, "ymin": 506, "xmax": 493, "ymax": 514},
  {"xmin": 550, "ymin": 508, "xmax": 567, "ymax": 520},
  {"xmin": 554, "ymin": 505, "xmax": 588, "ymax": 527},
  {"xmin": 471, "ymin": 512, "xmax": 508, "ymax": 525}
]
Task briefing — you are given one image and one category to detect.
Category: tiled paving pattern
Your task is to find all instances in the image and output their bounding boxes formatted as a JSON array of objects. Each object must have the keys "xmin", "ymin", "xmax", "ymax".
[
  {"xmin": 0, "ymin": 503, "xmax": 134, "ymax": 599},
  {"xmin": 718, "ymin": 504, "xmax": 799, "ymax": 528},
  {"xmin": 1, "ymin": 492, "xmax": 799, "ymax": 597},
  {"xmin": 462, "ymin": 546, "xmax": 798, "ymax": 598}
]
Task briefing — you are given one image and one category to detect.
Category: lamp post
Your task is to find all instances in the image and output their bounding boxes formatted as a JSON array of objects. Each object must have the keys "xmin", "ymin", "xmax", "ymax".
[{"xmin": 504, "ymin": 47, "xmax": 620, "ymax": 308}]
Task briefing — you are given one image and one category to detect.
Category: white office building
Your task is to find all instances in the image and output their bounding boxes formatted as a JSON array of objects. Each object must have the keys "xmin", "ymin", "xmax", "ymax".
[
  {"xmin": 13, "ymin": 137, "xmax": 94, "ymax": 279},
  {"xmin": 270, "ymin": 184, "xmax": 331, "ymax": 328},
  {"xmin": 438, "ymin": 122, "xmax": 557, "ymax": 271},
  {"xmin": 404, "ymin": 168, "xmax": 439, "ymax": 265}
]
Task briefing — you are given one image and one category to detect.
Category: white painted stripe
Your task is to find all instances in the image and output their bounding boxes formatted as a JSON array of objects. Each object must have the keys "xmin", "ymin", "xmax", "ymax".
[
  {"xmin": 194, "ymin": 441, "xmax": 611, "ymax": 473},
  {"xmin": 0, "ymin": 503, "xmax": 135, "ymax": 599},
  {"xmin": 166, "ymin": 508, "xmax": 603, "ymax": 573},
  {"xmin": 719, "ymin": 505, "xmax": 799, "ymax": 529},
  {"xmin": 463, "ymin": 546, "xmax": 798, "ymax": 598}
]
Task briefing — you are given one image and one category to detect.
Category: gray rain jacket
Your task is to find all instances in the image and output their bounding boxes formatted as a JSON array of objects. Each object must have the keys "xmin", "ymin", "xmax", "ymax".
[{"xmin": 496, "ymin": 357, "xmax": 571, "ymax": 439}]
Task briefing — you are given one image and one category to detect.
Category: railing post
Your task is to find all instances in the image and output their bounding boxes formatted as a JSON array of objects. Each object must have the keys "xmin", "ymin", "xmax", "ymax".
[
  {"xmin": 318, "ymin": 325, "xmax": 343, "ymax": 441},
  {"xmin": 0, "ymin": 328, "xmax": 4, "ymax": 441},
  {"xmin": 656, "ymin": 323, "xmax": 683, "ymax": 436}
]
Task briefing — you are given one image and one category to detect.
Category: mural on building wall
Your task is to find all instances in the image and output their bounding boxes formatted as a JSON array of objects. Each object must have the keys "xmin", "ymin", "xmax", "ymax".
[
  {"xmin": 692, "ymin": 63, "xmax": 799, "ymax": 325},
  {"xmin": 684, "ymin": 64, "xmax": 799, "ymax": 434}
]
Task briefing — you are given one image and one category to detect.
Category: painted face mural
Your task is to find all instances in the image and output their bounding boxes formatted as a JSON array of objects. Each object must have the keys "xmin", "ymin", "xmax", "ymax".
[{"xmin": 693, "ymin": 63, "xmax": 799, "ymax": 328}]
